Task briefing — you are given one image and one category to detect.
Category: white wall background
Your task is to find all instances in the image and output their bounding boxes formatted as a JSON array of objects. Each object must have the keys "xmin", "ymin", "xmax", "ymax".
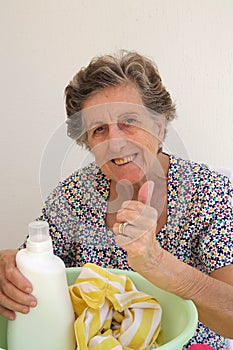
[{"xmin": 0, "ymin": 0, "xmax": 233, "ymax": 249}]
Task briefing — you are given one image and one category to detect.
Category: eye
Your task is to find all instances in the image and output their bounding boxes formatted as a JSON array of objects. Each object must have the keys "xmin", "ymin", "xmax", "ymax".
[
  {"xmin": 124, "ymin": 117, "xmax": 137, "ymax": 125},
  {"xmin": 93, "ymin": 124, "xmax": 107, "ymax": 135},
  {"xmin": 119, "ymin": 114, "xmax": 139, "ymax": 128}
]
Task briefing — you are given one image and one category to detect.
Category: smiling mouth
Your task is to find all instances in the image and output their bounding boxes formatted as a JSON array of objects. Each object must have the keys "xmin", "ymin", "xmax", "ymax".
[{"xmin": 112, "ymin": 154, "xmax": 137, "ymax": 165}]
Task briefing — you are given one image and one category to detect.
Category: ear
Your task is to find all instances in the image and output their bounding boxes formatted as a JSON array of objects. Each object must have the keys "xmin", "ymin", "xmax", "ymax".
[
  {"xmin": 157, "ymin": 117, "xmax": 166, "ymax": 142},
  {"xmin": 153, "ymin": 116, "xmax": 165, "ymax": 143}
]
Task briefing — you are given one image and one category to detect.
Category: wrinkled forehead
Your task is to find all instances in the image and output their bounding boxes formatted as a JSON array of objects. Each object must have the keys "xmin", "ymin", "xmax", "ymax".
[{"xmin": 81, "ymin": 102, "xmax": 161, "ymax": 129}]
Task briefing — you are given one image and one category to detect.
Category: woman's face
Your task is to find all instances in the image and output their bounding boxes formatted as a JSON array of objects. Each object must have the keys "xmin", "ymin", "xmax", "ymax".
[{"xmin": 82, "ymin": 83, "xmax": 165, "ymax": 185}]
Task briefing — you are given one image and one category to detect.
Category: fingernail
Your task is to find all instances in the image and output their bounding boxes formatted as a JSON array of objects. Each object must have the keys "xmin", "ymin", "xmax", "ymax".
[
  {"xmin": 30, "ymin": 301, "xmax": 37, "ymax": 307},
  {"xmin": 148, "ymin": 180, "xmax": 154, "ymax": 194},
  {"xmin": 25, "ymin": 287, "xmax": 32, "ymax": 293},
  {"xmin": 23, "ymin": 307, "xmax": 29, "ymax": 314}
]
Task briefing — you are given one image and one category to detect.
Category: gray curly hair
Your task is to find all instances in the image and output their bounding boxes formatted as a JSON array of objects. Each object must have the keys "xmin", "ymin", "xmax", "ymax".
[{"xmin": 65, "ymin": 50, "xmax": 176, "ymax": 146}]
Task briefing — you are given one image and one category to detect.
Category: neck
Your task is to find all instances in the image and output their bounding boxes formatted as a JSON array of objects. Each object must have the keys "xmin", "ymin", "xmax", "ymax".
[{"xmin": 108, "ymin": 153, "xmax": 169, "ymax": 205}]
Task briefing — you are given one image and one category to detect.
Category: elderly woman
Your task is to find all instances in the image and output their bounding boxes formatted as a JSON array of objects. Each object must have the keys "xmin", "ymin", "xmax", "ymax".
[{"xmin": 0, "ymin": 51, "xmax": 232, "ymax": 349}]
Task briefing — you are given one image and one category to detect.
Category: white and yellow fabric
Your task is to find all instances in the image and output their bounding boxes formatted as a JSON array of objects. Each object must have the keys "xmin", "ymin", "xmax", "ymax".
[{"xmin": 69, "ymin": 263, "xmax": 162, "ymax": 350}]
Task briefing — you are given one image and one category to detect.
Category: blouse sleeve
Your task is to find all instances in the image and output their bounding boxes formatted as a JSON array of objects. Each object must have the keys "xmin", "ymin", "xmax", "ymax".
[{"xmin": 196, "ymin": 170, "xmax": 233, "ymax": 274}]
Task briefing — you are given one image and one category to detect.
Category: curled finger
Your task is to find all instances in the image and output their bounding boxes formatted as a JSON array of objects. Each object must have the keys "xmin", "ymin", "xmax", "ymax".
[{"xmin": 113, "ymin": 220, "xmax": 148, "ymax": 248}]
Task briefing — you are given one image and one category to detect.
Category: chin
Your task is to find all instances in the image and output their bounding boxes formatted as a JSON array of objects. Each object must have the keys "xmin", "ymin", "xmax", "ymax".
[{"xmin": 112, "ymin": 172, "xmax": 145, "ymax": 185}]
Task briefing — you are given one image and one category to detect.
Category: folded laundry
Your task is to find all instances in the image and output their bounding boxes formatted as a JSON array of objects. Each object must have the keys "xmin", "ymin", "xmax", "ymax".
[{"xmin": 69, "ymin": 263, "xmax": 162, "ymax": 350}]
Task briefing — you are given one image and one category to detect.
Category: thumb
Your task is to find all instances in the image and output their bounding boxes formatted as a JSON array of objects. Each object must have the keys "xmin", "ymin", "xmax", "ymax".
[{"xmin": 138, "ymin": 181, "xmax": 154, "ymax": 205}]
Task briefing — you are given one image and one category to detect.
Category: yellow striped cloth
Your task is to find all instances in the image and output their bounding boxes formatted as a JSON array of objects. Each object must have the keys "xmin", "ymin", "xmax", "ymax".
[{"xmin": 69, "ymin": 263, "xmax": 162, "ymax": 350}]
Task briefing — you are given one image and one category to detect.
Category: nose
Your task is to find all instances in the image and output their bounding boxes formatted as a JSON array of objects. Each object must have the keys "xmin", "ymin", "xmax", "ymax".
[{"xmin": 107, "ymin": 123, "xmax": 127, "ymax": 153}]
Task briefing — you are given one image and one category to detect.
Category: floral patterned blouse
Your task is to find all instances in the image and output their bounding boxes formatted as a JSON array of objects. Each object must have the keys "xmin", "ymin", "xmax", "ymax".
[{"xmin": 28, "ymin": 154, "xmax": 233, "ymax": 349}]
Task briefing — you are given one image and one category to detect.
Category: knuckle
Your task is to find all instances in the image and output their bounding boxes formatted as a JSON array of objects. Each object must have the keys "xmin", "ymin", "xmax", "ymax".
[
  {"xmin": 0, "ymin": 279, "xmax": 11, "ymax": 297},
  {"xmin": 0, "ymin": 290, "xmax": 4, "ymax": 303},
  {"xmin": 0, "ymin": 305, "xmax": 9, "ymax": 318},
  {"xmin": 5, "ymin": 265, "xmax": 15, "ymax": 280},
  {"xmin": 0, "ymin": 250, "xmax": 11, "ymax": 264},
  {"xmin": 0, "ymin": 289, "xmax": 8, "ymax": 308},
  {"xmin": 0, "ymin": 250, "xmax": 17, "ymax": 279},
  {"xmin": 112, "ymin": 224, "xmax": 118, "ymax": 233},
  {"xmin": 116, "ymin": 212, "xmax": 123, "ymax": 221}
]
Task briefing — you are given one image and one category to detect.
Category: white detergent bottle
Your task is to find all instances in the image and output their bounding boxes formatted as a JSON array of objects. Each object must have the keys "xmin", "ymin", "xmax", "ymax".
[{"xmin": 7, "ymin": 221, "xmax": 76, "ymax": 350}]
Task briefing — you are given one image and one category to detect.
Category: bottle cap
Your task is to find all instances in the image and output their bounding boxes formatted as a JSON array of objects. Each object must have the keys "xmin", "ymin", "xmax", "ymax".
[
  {"xmin": 29, "ymin": 221, "xmax": 50, "ymax": 242},
  {"xmin": 27, "ymin": 221, "xmax": 52, "ymax": 253}
]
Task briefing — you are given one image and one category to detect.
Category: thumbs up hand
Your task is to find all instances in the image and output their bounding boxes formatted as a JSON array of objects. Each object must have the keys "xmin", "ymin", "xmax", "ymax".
[
  {"xmin": 138, "ymin": 180, "xmax": 154, "ymax": 205},
  {"xmin": 113, "ymin": 181, "xmax": 163, "ymax": 272}
]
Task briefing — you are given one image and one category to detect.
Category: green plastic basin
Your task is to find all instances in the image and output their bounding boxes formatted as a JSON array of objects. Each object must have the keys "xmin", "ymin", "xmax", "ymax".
[{"xmin": 0, "ymin": 267, "xmax": 198, "ymax": 349}]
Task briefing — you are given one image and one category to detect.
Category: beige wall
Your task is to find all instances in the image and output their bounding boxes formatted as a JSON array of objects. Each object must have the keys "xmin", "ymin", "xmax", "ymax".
[{"xmin": 1, "ymin": 0, "xmax": 233, "ymax": 248}]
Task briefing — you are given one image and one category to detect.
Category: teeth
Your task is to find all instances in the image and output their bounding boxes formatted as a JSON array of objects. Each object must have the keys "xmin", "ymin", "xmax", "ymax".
[{"xmin": 114, "ymin": 155, "xmax": 135, "ymax": 165}]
